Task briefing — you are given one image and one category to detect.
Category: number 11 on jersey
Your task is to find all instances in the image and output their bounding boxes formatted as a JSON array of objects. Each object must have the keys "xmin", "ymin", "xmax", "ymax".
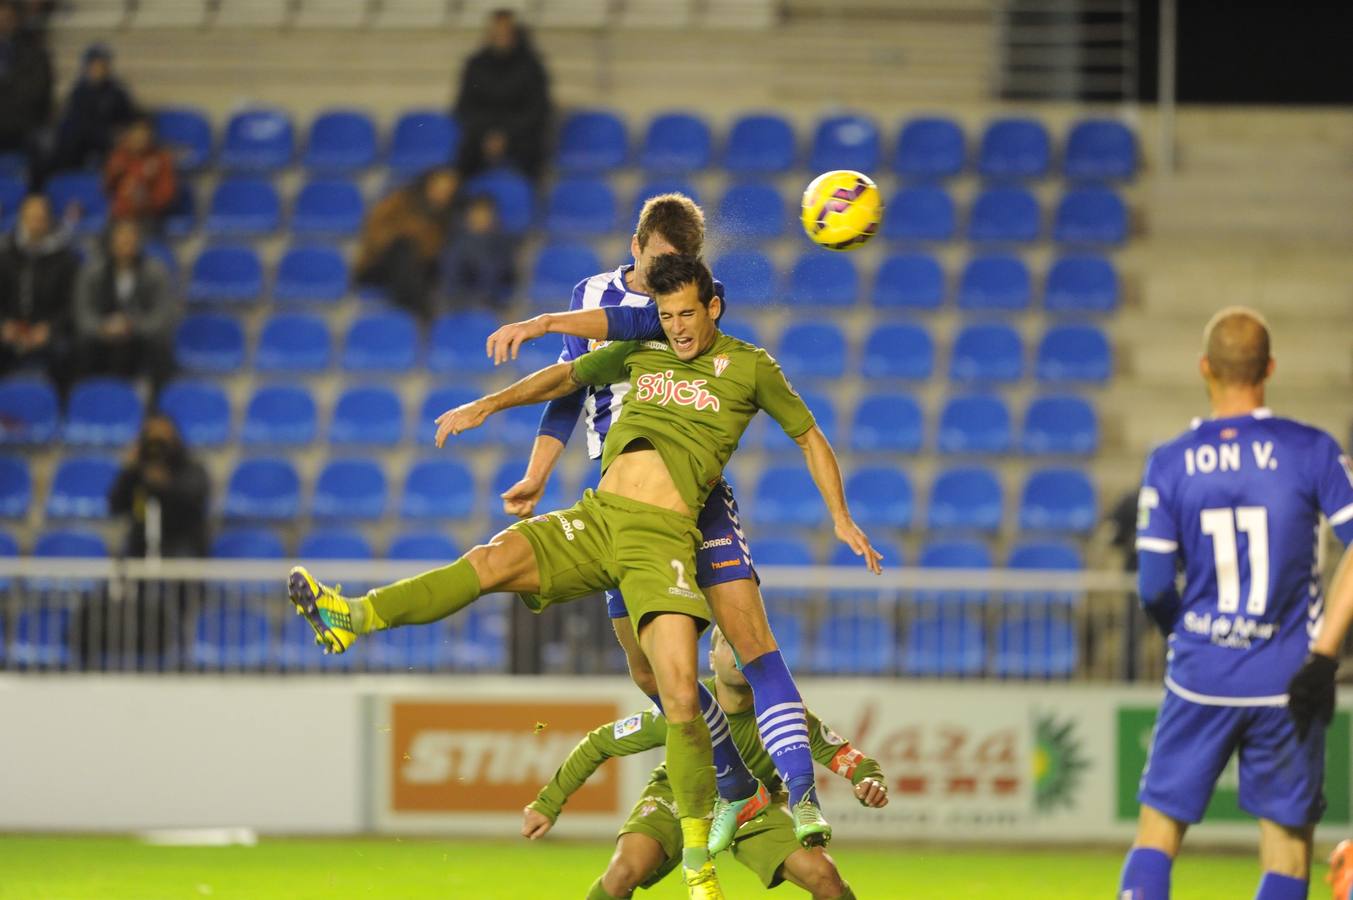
[{"xmin": 1200, "ymin": 506, "xmax": 1269, "ymax": 615}]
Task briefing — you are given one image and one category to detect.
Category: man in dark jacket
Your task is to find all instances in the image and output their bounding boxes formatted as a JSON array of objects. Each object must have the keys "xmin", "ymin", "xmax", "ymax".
[
  {"xmin": 0, "ymin": 193, "xmax": 77, "ymax": 388},
  {"xmin": 0, "ymin": 0, "xmax": 53, "ymax": 156},
  {"xmin": 452, "ymin": 9, "xmax": 550, "ymax": 181},
  {"xmin": 47, "ymin": 42, "xmax": 134, "ymax": 175}
]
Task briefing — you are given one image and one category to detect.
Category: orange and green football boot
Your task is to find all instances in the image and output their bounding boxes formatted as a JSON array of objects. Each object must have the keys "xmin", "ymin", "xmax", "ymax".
[
  {"xmin": 1329, "ymin": 839, "xmax": 1353, "ymax": 900},
  {"xmin": 288, "ymin": 566, "xmax": 359, "ymax": 654},
  {"xmin": 708, "ymin": 781, "xmax": 771, "ymax": 854}
]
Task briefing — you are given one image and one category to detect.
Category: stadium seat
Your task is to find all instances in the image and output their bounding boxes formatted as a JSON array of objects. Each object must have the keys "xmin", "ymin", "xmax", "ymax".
[
  {"xmin": 0, "ymin": 456, "xmax": 30, "ymax": 517},
  {"xmin": 949, "ymin": 322, "xmax": 1024, "ymax": 383},
  {"xmin": 956, "ymin": 254, "xmax": 1032, "ymax": 312},
  {"xmin": 0, "ymin": 152, "xmax": 22, "ymax": 177},
  {"xmin": 882, "ymin": 185, "xmax": 956, "ymax": 242},
  {"xmin": 343, "ymin": 311, "xmax": 419, "ymax": 372},
  {"xmin": 716, "ymin": 314, "xmax": 760, "ymax": 346},
  {"xmin": 0, "ymin": 175, "xmax": 24, "ymax": 232},
  {"xmin": 873, "ymin": 252, "xmax": 945, "ymax": 310},
  {"xmin": 1009, "ymin": 540, "xmax": 1082, "ymax": 572},
  {"xmin": 630, "ymin": 178, "xmax": 700, "ymax": 226},
  {"xmin": 45, "ymin": 172, "xmax": 107, "ymax": 235},
  {"xmin": 496, "ymin": 402, "xmax": 549, "ymax": 446},
  {"xmin": 242, "ymin": 385, "xmax": 317, "ymax": 446},
  {"xmin": 256, "ymin": 313, "xmax": 331, "ymax": 372},
  {"xmin": 544, "ymin": 176, "xmax": 618, "ymax": 236},
  {"xmin": 205, "ymin": 177, "xmax": 281, "ymax": 237},
  {"xmin": 993, "ymin": 616, "xmax": 1076, "ymax": 678},
  {"xmin": 11, "ymin": 597, "xmax": 77, "ymax": 667},
  {"xmin": 814, "ymin": 613, "xmax": 896, "ymax": 675},
  {"xmin": 785, "ymin": 253, "xmax": 858, "ymax": 308},
  {"xmin": 389, "ymin": 529, "xmax": 459, "ymax": 561},
  {"xmin": 1022, "ymin": 394, "xmax": 1099, "ymax": 455},
  {"xmin": 1018, "ymin": 468, "xmax": 1097, "ymax": 533},
  {"xmin": 809, "ymin": 113, "xmax": 881, "ymax": 173},
  {"xmin": 224, "ymin": 457, "xmax": 301, "ymax": 520},
  {"xmin": 304, "ymin": 109, "xmax": 377, "ymax": 173},
  {"xmin": 401, "ymin": 458, "xmax": 476, "ymax": 520},
  {"xmin": 142, "ymin": 239, "xmax": 179, "ymax": 277},
  {"xmin": 64, "ymin": 379, "xmax": 142, "ymax": 447},
  {"xmin": 211, "ymin": 527, "xmax": 286, "ymax": 559},
  {"xmin": 1053, "ymin": 186, "xmax": 1128, "ymax": 245},
  {"xmin": 46, "ymin": 456, "xmax": 118, "ymax": 519},
  {"xmin": 330, "ymin": 385, "xmax": 403, "ymax": 446},
  {"xmin": 557, "ymin": 110, "xmax": 628, "ymax": 173},
  {"xmin": 428, "ymin": 310, "xmax": 501, "ymax": 374},
  {"xmin": 273, "ymin": 244, "xmax": 347, "ymax": 304},
  {"xmin": 850, "ymin": 391, "xmax": 923, "ymax": 453},
  {"xmin": 299, "ymin": 528, "xmax": 373, "ymax": 561},
  {"xmin": 722, "ymin": 113, "xmax": 796, "ymax": 175},
  {"xmin": 155, "ymin": 106, "xmax": 213, "ymax": 170},
  {"xmin": 188, "ymin": 245, "xmax": 264, "ymax": 304},
  {"xmin": 754, "ymin": 466, "xmax": 823, "ymax": 527},
  {"xmin": 915, "ymin": 537, "xmax": 995, "ymax": 612},
  {"xmin": 463, "ymin": 168, "xmax": 533, "ymax": 234},
  {"xmin": 174, "ymin": 314, "xmax": 245, "ymax": 372},
  {"xmin": 364, "ymin": 618, "xmax": 459, "ymax": 672},
  {"xmin": 420, "ymin": 387, "xmax": 490, "ymax": 447},
  {"xmin": 292, "ymin": 178, "xmax": 364, "ymax": 237},
  {"xmin": 192, "ymin": 600, "xmax": 272, "ymax": 670},
  {"xmin": 937, "ymin": 393, "xmax": 1013, "ymax": 454},
  {"xmin": 755, "ymin": 536, "xmax": 813, "ymax": 625},
  {"xmin": 717, "ymin": 183, "xmax": 786, "ymax": 241},
  {"xmin": 162, "ymin": 182, "xmax": 196, "ymax": 238},
  {"xmin": 893, "ymin": 116, "xmax": 965, "ymax": 179},
  {"xmin": 528, "ymin": 243, "xmax": 604, "ymax": 307},
  {"xmin": 1064, "ymin": 118, "xmax": 1136, "ymax": 181},
  {"xmin": 0, "ymin": 378, "xmax": 59, "ymax": 444},
  {"xmin": 861, "ymin": 322, "xmax": 935, "ymax": 380},
  {"xmin": 28, "ymin": 528, "xmax": 105, "ymax": 602},
  {"xmin": 978, "ymin": 117, "xmax": 1051, "ymax": 179},
  {"xmin": 220, "ymin": 108, "xmax": 294, "ymax": 172},
  {"xmin": 0, "ymin": 529, "xmax": 16, "ymax": 592},
  {"xmin": 492, "ymin": 458, "xmax": 565, "ymax": 518},
  {"xmin": 760, "ymin": 389, "xmax": 837, "ymax": 452},
  {"xmin": 711, "ymin": 250, "xmax": 776, "ymax": 306},
  {"xmin": 845, "ymin": 467, "xmax": 913, "ymax": 528},
  {"xmin": 1044, "ymin": 254, "xmax": 1118, "ymax": 315},
  {"xmin": 776, "ymin": 322, "xmax": 847, "ymax": 379},
  {"xmin": 967, "ymin": 186, "xmax": 1040, "ymax": 243},
  {"xmin": 275, "ymin": 612, "xmax": 358, "ymax": 672},
  {"xmin": 387, "ymin": 110, "xmax": 459, "ymax": 175},
  {"xmin": 313, "ymin": 458, "xmax": 387, "ymax": 520},
  {"xmin": 903, "ymin": 615, "xmax": 985, "ymax": 677},
  {"xmin": 640, "ymin": 112, "xmax": 712, "ymax": 174},
  {"xmin": 927, "ymin": 466, "xmax": 1003, "ymax": 532},
  {"xmin": 1035, "ymin": 324, "xmax": 1112, "ymax": 384}
]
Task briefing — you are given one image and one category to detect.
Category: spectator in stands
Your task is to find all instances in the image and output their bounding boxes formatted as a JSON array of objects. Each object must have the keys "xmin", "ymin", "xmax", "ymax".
[
  {"xmin": 0, "ymin": 0, "xmax": 53, "ymax": 159},
  {"xmin": 0, "ymin": 193, "xmax": 76, "ymax": 388},
  {"xmin": 452, "ymin": 8, "xmax": 550, "ymax": 181},
  {"xmin": 46, "ymin": 42, "xmax": 134, "ymax": 176},
  {"xmin": 103, "ymin": 114, "xmax": 178, "ymax": 227},
  {"xmin": 73, "ymin": 218, "xmax": 176, "ymax": 394},
  {"xmin": 443, "ymin": 194, "xmax": 515, "ymax": 309},
  {"xmin": 354, "ymin": 167, "xmax": 459, "ymax": 321},
  {"xmin": 109, "ymin": 412, "xmax": 209, "ymax": 560}
]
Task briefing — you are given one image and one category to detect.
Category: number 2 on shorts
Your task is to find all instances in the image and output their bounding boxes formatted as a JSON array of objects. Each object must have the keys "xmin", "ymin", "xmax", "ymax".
[{"xmin": 669, "ymin": 559, "xmax": 690, "ymax": 590}]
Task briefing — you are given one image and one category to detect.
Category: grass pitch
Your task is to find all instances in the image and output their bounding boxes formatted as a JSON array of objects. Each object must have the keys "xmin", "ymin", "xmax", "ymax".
[{"xmin": 0, "ymin": 836, "xmax": 1330, "ymax": 899}]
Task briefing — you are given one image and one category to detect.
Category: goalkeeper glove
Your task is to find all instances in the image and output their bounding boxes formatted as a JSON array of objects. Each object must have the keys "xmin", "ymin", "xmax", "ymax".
[{"xmin": 1287, "ymin": 652, "xmax": 1338, "ymax": 741}]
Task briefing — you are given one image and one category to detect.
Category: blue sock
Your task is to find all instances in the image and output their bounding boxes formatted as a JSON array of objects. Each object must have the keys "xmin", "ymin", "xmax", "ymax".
[
  {"xmin": 697, "ymin": 682, "xmax": 760, "ymax": 801},
  {"xmin": 647, "ymin": 693, "xmax": 663, "ymax": 713},
  {"xmin": 1255, "ymin": 872, "xmax": 1307, "ymax": 900},
  {"xmin": 741, "ymin": 650, "xmax": 817, "ymax": 807},
  {"xmin": 1119, "ymin": 847, "xmax": 1172, "ymax": 900}
]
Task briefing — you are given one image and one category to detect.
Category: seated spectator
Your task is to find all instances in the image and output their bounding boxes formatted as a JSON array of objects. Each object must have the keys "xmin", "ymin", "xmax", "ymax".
[
  {"xmin": 444, "ymin": 195, "xmax": 515, "ymax": 309},
  {"xmin": 355, "ymin": 167, "xmax": 459, "ymax": 321},
  {"xmin": 0, "ymin": 193, "xmax": 76, "ymax": 389},
  {"xmin": 0, "ymin": 0, "xmax": 53, "ymax": 159},
  {"xmin": 103, "ymin": 114, "xmax": 177, "ymax": 227},
  {"xmin": 46, "ymin": 42, "xmax": 134, "ymax": 176},
  {"xmin": 453, "ymin": 9, "xmax": 550, "ymax": 181},
  {"xmin": 73, "ymin": 217, "xmax": 176, "ymax": 393}
]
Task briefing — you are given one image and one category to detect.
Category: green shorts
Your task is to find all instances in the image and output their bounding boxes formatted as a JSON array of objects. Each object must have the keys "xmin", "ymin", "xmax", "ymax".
[{"xmin": 509, "ymin": 489, "xmax": 711, "ymax": 634}]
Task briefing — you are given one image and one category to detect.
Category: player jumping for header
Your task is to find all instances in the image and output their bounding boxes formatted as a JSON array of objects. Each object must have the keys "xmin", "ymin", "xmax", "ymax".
[{"xmin": 1119, "ymin": 306, "xmax": 1353, "ymax": 900}]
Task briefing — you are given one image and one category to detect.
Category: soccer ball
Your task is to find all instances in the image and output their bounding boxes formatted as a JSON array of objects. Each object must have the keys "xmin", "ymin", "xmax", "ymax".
[{"xmin": 800, "ymin": 170, "xmax": 883, "ymax": 251}]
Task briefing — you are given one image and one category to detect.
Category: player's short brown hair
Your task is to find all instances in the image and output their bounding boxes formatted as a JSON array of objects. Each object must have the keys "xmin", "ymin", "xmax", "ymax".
[
  {"xmin": 647, "ymin": 254, "xmax": 715, "ymax": 306},
  {"xmin": 635, "ymin": 193, "xmax": 704, "ymax": 257},
  {"xmin": 1203, "ymin": 305, "xmax": 1271, "ymax": 386}
]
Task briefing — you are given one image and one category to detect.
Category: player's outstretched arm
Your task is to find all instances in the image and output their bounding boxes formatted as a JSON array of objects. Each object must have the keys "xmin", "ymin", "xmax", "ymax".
[
  {"xmin": 434, "ymin": 361, "xmax": 584, "ymax": 447},
  {"xmin": 793, "ymin": 426, "xmax": 883, "ymax": 574},
  {"xmin": 804, "ymin": 709, "xmax": 889, "ymax": 808},
  {"xmin": 487, "ymin": 310, "xmax": 610, "ymax": 365}
]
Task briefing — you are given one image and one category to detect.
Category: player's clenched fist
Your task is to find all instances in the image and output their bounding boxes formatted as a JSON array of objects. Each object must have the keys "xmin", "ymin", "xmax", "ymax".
[
  {"xmin": 434, "ymin": 400, "xmax": 493, "ymax": 447},
  {"xmin": 520, "ymin": 806, "xmax": 554, "ymax": 839},
  {"xmin": 502, "ymin": 475, "xmax": 547, "ymax": 518},
  {"xmin": 854, "ymin": 778, "xmax": 889, "ymax": 808}
]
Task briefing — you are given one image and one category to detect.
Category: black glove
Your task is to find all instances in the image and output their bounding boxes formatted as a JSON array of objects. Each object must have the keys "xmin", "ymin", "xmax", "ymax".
[{"xmin": 1287, "ymin": 652, "xmax": 1338, "ymax": 741}]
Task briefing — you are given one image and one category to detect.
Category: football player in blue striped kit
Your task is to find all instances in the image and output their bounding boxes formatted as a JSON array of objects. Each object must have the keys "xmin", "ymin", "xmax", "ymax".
[{"xmin": 1119, "ymin": 307, "xmax": 1353, "ymax": 900}]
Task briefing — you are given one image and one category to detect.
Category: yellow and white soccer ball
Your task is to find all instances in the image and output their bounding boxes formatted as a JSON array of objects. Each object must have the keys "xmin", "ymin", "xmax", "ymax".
[{"xmin": 800, "ymin": 169, "xmax": 883, "ymax": 251}]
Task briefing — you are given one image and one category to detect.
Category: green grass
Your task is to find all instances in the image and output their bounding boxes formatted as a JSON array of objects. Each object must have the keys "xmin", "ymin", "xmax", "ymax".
[{"xmin": 0, "ymin": 836, "xmax": 1330, "ymax": 899}]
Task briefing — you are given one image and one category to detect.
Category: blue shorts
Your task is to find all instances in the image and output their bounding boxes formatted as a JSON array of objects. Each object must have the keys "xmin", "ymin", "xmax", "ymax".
[
  {"xmin": 1138, "ymin": 688, "xmax": 1327, "ymax": 827},
  {"xmin": 606, "ymin": 479, "xmax": 758, "ymax": 619}
]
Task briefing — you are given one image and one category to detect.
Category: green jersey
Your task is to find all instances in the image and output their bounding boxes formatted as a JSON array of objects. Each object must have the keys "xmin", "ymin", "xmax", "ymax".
[
  {"xmin": 570, "ymin": 332, "xmax": 815, "ymax": 515},
  {"xmin": 529, "ymin": 678, "xmax": 884, "ymax": 822}
]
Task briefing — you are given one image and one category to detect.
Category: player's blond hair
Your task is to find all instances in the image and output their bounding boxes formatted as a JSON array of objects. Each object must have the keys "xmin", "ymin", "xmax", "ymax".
[
  {"xmin": 635, "ymin": 193, "xmax": 704, "ymax": 257},
  {"xmin": 1203, "ymin": 306, "xmax": 1271, "ymax": 386}
]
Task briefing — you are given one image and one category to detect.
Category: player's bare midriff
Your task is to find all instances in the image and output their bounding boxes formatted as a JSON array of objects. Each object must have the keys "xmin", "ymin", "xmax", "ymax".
[{"xmin": 597, "ymin": 438, "xmax": 690, "ymax": 516}]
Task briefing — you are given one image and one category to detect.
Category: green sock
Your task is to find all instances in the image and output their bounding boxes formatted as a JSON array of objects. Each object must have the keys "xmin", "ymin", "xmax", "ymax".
[
  {"xmin": 667, "ymin": 715, "xmax": 715, "ymax": 871},
  {"xmin": 585, "ymin": 876, "xmax": 626, "ymax": 900},
  {"xmin": 363, "ymin": 558, "xmax": 481, "ymax": 630}
]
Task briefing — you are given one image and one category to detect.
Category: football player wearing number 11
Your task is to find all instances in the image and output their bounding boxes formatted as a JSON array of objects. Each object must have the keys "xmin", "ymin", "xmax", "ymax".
[{"xmin": 1119, "ymin": 307, "xmax": 1353, "ymax": 900}]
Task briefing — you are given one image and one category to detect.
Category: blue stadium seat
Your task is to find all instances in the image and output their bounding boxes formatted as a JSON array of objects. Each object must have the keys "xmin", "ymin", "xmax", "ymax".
[
  {"xmin": 845, "ymin": 467, "xmax": 913, "ymax": 528},
  {"xmin": 0, "ymin": 152, "xmax": 22, "ymax": 177},
  {"xmin": 211, "ymin": 527, "xmax": 285, "ymax": 559},
  {"xmin": 814, "ymin": 613, "xmax": 896, "ymax": 675},
  {"xmin": 11, "ymin": 594, "xmax": 78, "ymax": 667},
  {"xmin": 528, "ymin": 242, "xmax": 603, "ymax": 307},
  {"xmin": 903, "ymin": 615, "xmax": 985, "ymax": 677},
  {"xmin": 45, "ymin": 172, "xmax": 107, "ymax": 235},
  {"xmin": 188, "ymin": 245, "xmax": 263, "ymax": 304},
  {"xmin": 330, "ymin": 385, "xmax": 403, "ymax": 446},
  {"xmin": 256, "ymin": 313, "xmax": 331, "ymax": 372},
  {"xmin": 401, "ymin": 458, "xmax": 476, "ymax": 520},
  {"xmin": 492, "ymin": 458, "xmax": 565, "ymax": 519},
  {"xmin": 192, "ymin": 599, "xmax": 272, "ymax": 669},
  {"xmin": 557, "ymin": 110, "xmax": 628, "ymax": 173},
  {"xmin": 162, "ymin": 182, "xmax": 196, "ymax": 238},
  {"xmin": 873, "ymin": 252, "xmax": 944, "ymax": 310},
  {"xmin": 46, "ymin": 456, "xmax": 117, "ymax": 519},
  {"xmin": 299, "ymin": 527, "xmax": 373, "ymax": 561},
  {"xmin": 1035, "ymin": 324, "xmax": 1111, "ymax": 384},
  {"xmin": 0, "ymin": 175, "xmax": 24, "ymax": 232},
  {"xmin": 1053, "ymin": 187, "xmax": 1127, "ymax": 246},
  {"xmin": 717, "ymin": 183, "xmax": 786, "ymax": 241},
  {"xmin": 343, "ymin": 311, "xmax": 419, "ymax": 372},
  {"xmin": 861, "ymin": 322, "xmax": 934, "ymax": 380},
  {"xmin": 242, "ymin": 385, "xmax": 317, "ymax": 446},
  {"xmin": 978, "ymin": 117, "xmax": 1051, "ymax": 179},
  {"xmin": 993, "ymin": 616, "xmax": 1076, "ymax": 678},
  {"xmin": 205, "ymin": 177, "xmax": 280, "ymax": 237},
  {"xmin": 957, "ymin": 254, "xmax": 1032, "ymax": 312},
  {"xmin": 756, "ymin": 537, "xmax": 814, "ymax": 622},
  {"xmin": 224, "ymin": 457, "xmax": 301, "ymax": 520},
  {"xmin": 313, "ymin": 459, "xmax": 387, "ymax": 520},
  {"xmin": 174, "ymin": 314, "xmax": 245, "ymax": 372},
  {"xmin": 928, "ymin": 466, "xmax": 1003, "ymax": 532},
  {"xmin": 882, "ymin": 185, "xmax": 955, "ymax": 242},
  {"xmin": 496, "ymin": 402, "xmax": 549, "ymax": 445},
  {"xmin": 142, "ymin": 239, "xmax": 179, "ymax": 277},
  {"xmin": 420, "ymin": 387, "xmax": 490, "ymax": 447},
  {"xmin": 850, "ymin": 391, "xmax": 923, "ymax": 453},
  {"xmin": 915, "ymin": 538, "xmax": 995, "ymax": 614},
  {"xmin": 304, "ymin": 109, "xmax": 377, "ymax": 173},
  {"xmin": 387, "ymin": 110, "xmax": 458, "ymax": 175},
  {"xmin": 711, "ymin": 251, "xmax": 775, "ymax": 306},
  {"xmin": 629, "ymin": 179, "xmax": 700, "ymax": 226},
  {"xmin": 0, "ymin": 529, "xmax": 17, "ymax": 592},
  {"xmin": 28, "ymin": 529, "xmax": 105, "ymax": 602},
  {"xmin": 274, "ymin": 244, "xmax": 347, "ymax": 304},
  {"xmin": 1019, "ymin": 468, "xmax": 1097, "ymax": 533},
  {"xmin": 754, "ymin": 466, "xmax": 822, "ymax": 527},
  {"xmin": 34, "ymin": 528, "xmax": 106, "ymax": 558},
  {"xmin": 1022, "ymin": 394, "xmax": 1098, "ymax": 455},
  {"xmin": 364, "ymin": 618, "xmax": 459, "ymax": 672},
  {"xmin": 545, "ymin": 176, "xmax": 617, "ymax": 236},
  {"xmin": 389, "ymin": 530, "xmax": 459, "ymax": 561},
  {"xmin": 716, "ymin": 315, "xmax": 760, "ymax": 346},
  {"xmin": 809, "ymin": 113, "xmax": 881, "ymax": 173},
  {"xmin": 761, "ymin": 389, "xmax": 836, "ymax": 452},
  {"xmin": 893, "ymin": 116, "xmax": 965, "ymax": 179},
  {"xmin": 0, "ymin": 456, "xmax": 30, "ymax": 517},
  {"xmin": 967, "ymin": 186, "xmax": 1040, "ymax": 243},
  {"xmin": 155, "ymin": 106, "xmax": 213, "ymax": 170},
  {"xmin": 776, "ymin": 322, "xmax": 847, "ymax": 379},
  {"xmin": 949, "ymin": 322, "xmax": 1024, "ymax": 383},
  {"xmin": 292, "ymin": 178, "xmax": 364, "ymax": 237},
  {"xmin": 640, "ymin": 112, "xmax": 712, "ymax": 174},
  {"xmin": 0, "ymin": 378, "xmax": 58, "ymax": 444},
  {"xmin": 220, "ymin": 108, "xmax": 294, "ymax": 172},
  {"xmin": 64, "ymin": 379, "xmax": 142, "ymax": 447},
  {"xmin": 1044, "ymin": 254, "xmax": 1118, "ymax": 314},
  {"xmin": 755, "ymin": 536, "xmax": 814, "ymax": 567},
  {"xmin": 1064, "ymin": 119, "xmax": 1136, "ymax": 181},
  {"xmin": 785, "ymin": 253, "xmax": 858, "ymax": 308},
  {"xmin": 723, "ymin": 113, "xmax": 796, "ymax": 175},
  {"xmin": 428, "ymin": 310, "xmax": 500, "ymax": 374},
  {"xmin": 463, "ymin": 168, "xmax": 534, "ymax": 234},
  {"xmin": 830, "ymin": 538, "xmax": 905, "ymax": 579},
  {"xmin": 937, "ymin": 393, "xmax": 1013, "ymax": 454}
]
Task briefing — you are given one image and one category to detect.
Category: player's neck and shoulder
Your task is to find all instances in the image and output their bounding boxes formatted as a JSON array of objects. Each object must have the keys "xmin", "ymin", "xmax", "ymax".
[
  {"xmin": 1151, "ymin": 406, "xmax": 1331, "ymax": 463},
  {"xmin": 573, "ymin": 265, "xmax": 647, "ymax": 310}
]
